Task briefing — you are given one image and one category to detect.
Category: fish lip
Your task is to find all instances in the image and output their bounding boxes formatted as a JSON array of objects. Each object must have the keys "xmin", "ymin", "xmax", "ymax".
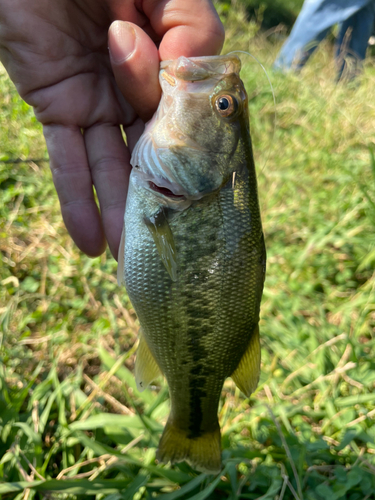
[{"xmin": 160, "ymin": 54, "xmax": 241, "ymax": 81}]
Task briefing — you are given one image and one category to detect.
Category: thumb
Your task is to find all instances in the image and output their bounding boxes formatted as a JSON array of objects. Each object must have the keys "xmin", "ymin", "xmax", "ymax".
[{"xmin": 108, "ymin": 21, "xmax": 161, "ymax": 123}]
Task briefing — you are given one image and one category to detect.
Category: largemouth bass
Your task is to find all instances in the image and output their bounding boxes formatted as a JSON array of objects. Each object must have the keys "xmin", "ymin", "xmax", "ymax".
[{"xmin": 117, "ymin": 54, "xmax": 266, "ymax": 474}]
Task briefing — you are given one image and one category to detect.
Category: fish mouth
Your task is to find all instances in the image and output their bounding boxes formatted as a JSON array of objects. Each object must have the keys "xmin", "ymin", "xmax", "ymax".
[
  {"xmin": 148, "ymin": 180, "xmax": 186, "ymax": 200},
  {"xmin": 132, "ymin": 166, "xmax": 189, "ymax": 203}
]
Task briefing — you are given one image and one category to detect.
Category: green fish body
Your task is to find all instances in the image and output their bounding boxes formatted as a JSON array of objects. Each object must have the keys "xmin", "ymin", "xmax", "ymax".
[{"xmin": 118, "ymin": 55, "xmax": 266, "ymax": 474}]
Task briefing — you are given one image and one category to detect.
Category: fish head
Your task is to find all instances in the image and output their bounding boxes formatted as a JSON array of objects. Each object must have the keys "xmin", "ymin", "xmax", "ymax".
[{"xmin": 130, "ymin": 54, "xmax": 249, "ymax": 202}]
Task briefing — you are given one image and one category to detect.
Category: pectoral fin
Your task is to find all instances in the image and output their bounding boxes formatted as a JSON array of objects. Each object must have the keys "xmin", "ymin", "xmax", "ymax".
[
  {"xmin": 144, "ymin": 208, "xmax": 178, "ymax": 282},
  {"xmin": 117, "ymin": 225, "xmax": 126, "ymax": 286},
  {"xmin": 135, "ymin": 331, "xmax": 163, "ymax": 392},
  {"xmin": 231, "ymin": 325, "xmax": 261, "ymax": 397}
]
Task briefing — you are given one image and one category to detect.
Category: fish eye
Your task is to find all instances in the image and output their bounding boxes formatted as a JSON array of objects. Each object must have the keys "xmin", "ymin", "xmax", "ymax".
[
  {"xmin": 215, "ymin": 94, "xmax": 238, "ymax": 118},
  {"xmin": 218, "ymin": 97, "xmax": 230, "ymax": 110}
]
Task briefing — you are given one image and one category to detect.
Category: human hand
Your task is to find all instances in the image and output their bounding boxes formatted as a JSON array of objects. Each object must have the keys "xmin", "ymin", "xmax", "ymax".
[{"xmin": 0, "ymin": 0, "xmax": 224, "ymax": 258}]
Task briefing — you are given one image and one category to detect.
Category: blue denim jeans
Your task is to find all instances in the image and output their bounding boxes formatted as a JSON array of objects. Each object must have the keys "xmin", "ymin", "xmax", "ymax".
[{"xmin": 274, "ymin": 0, "xmax": 375, "ymax": 75}]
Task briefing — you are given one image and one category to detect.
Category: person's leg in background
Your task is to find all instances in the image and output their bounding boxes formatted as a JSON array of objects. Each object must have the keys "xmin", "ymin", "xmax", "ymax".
[
  {"xmin": 335, "ymin": 1, "xmax": 375, "ymax": 79},
  {"xmin": 274, "ymin": 0, "xmax": 371, "ymax": 71}
]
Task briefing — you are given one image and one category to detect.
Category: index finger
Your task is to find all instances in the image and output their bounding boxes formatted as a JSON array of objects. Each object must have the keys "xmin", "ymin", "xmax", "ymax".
[{"xmin": 144, "ymin": 0, "xmax": 225, "ymax": 60}]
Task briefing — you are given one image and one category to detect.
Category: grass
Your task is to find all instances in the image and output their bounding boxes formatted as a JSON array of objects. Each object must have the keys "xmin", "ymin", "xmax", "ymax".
[
  {"xmin": 1, "ymin": 4, "xmax": 375, "ymax": 499},
  {"xmin": 216, "ymin": 0, "xmax": 305, "ymax": 31}
]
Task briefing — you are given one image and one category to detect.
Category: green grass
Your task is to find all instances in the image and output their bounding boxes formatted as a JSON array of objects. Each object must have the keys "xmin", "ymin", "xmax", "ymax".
[
  {"xmin": 216, "ymin": 0, "xmax": 305, "ymax": 31},
  {"xmin": 1, "ymin": 5, "xmax": 375, "ymax": 500}
]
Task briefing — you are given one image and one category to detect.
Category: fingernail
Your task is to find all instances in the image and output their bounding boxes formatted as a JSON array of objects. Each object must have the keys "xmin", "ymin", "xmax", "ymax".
[{"xmin": 109, "ymin": 21, "xmax": 136, "ymax": 64}]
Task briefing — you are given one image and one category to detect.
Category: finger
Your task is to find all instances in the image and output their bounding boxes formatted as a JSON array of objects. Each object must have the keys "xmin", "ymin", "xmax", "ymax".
[
  {"xmin": 44, "ymin": 124, "xmax": 107, "ymax": 257},
  {"xmin": 108, "ymin": 21, "xmax": 160, "ymax": 123},
  {"xmin": 124, "ymin": 118, "xmax": 145, "ymax": 155},
  {"xmin": 145, "ymin": 0, "xmax": 225, "ymax": 60},
  {"xmin": 84, "ymin": 123, "xmax": 131, "ymax": 259}
]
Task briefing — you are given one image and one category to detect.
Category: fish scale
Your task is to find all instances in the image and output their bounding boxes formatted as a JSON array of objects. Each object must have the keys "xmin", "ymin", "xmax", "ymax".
[{"xmin": 119, "ymin": 54, "xmax": 266, "ymax": 473}]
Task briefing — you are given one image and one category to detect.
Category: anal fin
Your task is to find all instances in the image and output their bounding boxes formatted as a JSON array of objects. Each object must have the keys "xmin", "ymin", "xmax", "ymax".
[
  {"xmin": 231, "ymin": 325, "xmax": 261, "ymax": 397},
  {"xmin": 135, "ymin": 331, "xmax": 163, "ymax": 392}
]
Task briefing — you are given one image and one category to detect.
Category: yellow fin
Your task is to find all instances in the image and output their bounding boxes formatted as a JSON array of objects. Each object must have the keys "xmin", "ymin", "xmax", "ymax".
[
  {"xmin": 135, "ymin": 332, "xmax": 162, "ymax": 392},
  {"xmin": 116, "ymin": 225, "xmax": 126, "ymax": 286},
  {"xmin": 231, "ymin": 325, "xmax": 261, "ymax": 397},
  {"xmin": 144, "ymin": 208, "xmax": 178, "ymax": 282},
  {"xmin": 157, "ymin": 419, "xmax": 221, "ymax": 474}
]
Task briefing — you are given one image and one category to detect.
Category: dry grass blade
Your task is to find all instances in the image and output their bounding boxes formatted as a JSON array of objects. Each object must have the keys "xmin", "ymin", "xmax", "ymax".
[
  {"xmin": 287, "ymin": 362, "xmax": 357, "ymax": 398},
  {"xmin": 56, "ymin": 456, "xmax": 112, "ymax": 480},
  {"xmin": 82, "ymin": 373, "xmax": 134, "ymax": 416},
  {"xmin": 281, "ymin": 333, "xmax": 347, "ymax": 388},
  {"xmin": 76, "ymin": 348, "xmax": 136, "ymax": 421},
  {"xmin": 346, "ymin": 408, "xmax": 375, "ymax": 428}
]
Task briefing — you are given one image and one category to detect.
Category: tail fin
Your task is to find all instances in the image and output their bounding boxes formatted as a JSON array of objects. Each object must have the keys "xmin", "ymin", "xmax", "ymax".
[{"xmin": 157, "ymin": 419, "xmax": 221, "ymax": 474}]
